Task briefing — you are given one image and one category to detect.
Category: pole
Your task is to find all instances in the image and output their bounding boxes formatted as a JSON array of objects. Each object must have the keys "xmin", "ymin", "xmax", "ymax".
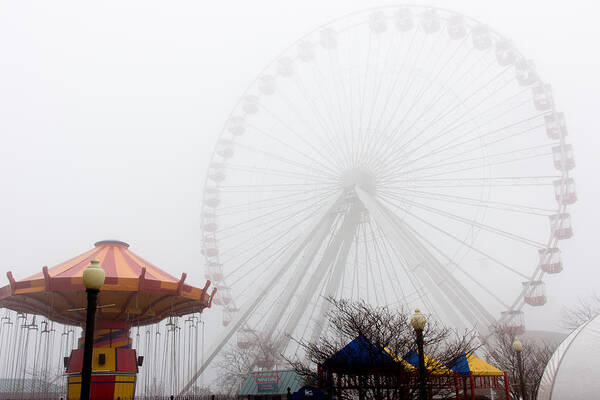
[
  {"xmin": 416, "ymin": 329, "xmax": 427, "ymax": 400},
  {"xmin": 503, "ymin": 372, "xmax": 510, "ymax": 400},
  {"xmin": 516, "ymin": 350, "xmax": 526, "ymax": 400},
  {"xmin": 80, "ymin": 288, "xmax": 99, "ymax": 400}
]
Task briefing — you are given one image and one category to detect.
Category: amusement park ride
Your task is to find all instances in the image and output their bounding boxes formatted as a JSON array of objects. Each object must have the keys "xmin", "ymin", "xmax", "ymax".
[
  {"xmin": 187, "ymin": 4, "xmax": 577, "ymax": 394},
  {"xmin": 0, "ymin": 240, "xmax": 214, "ymax": 399}
]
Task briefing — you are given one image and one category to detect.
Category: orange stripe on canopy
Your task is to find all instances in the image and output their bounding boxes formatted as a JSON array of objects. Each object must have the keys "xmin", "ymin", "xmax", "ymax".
[{"xmin": 114, "ymin": 247, "xmax": 138, "ymax": 278}]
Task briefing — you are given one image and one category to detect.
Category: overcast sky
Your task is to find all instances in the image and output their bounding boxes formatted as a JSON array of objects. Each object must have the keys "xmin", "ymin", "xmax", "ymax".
[{"xmin": 1, "ymin": 0, "xmax": 598, "ymax": 353}]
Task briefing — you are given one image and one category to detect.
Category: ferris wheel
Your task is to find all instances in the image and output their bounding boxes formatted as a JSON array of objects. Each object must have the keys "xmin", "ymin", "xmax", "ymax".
[{"xmin": 189, "ymin": 4, "xmax": 575, "ymax": 388}]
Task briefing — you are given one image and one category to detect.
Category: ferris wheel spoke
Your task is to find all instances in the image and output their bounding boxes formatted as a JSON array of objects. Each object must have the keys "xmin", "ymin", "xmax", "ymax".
[
  {"xmin": 216, "ymin": 189, "xmax": 335, "ymax": 214},
  {"xmin": 366, "ymin": 220, "xmax": 396, "ymax": 307},
  {"xmin": 339, "ymin": 42, "xmax": 367, "ymax": 169},
  {"xmin": 232, "ymin": 141, "xmax": 340, "ymax": 179},
  {"xmin": 362, "ymin": 34, "xmax": 429, "ymax": 163},
  {"xmin": 224, "ymin": 164, "xmax": 337, "ymax": 183},
  {"xmin": 356, "ymin": 32, "xmax": 375, "ymax": 153},
  {"xmin": 257, "ymin": 103, "xmax": 344, "ymax": 171},
  {"xmin": 216, "ymin": 190, "xmax": 336, "ymax": 217},
  {"xmin": 231, "ymin": 237, "xmax": 298, "ymax": 298},
  {"xmin": 369, "ymin": 34, "xmax": 470, "ymax": 160},
  {"xmin": 219, "ymin": 193, "xmax": 340, "ymax": 272},
  {"xmin": 403, "ymin": 221, "xmax": 510, "ymax": 309},
  {"xmin": 225, "ymin": 233, "xmax": 300, "ymax": 289},
  {"xmin": 216, "ymin": 194, "xmax": 331, "ymax": 236},
  {"xmin": 393, "ymin": 111, "xmax": 545, "ymax": 175},
  {"xmin": 373, "ymin": 48, "xmax": 489, "ymax": 160},
  {"xmin": 308, "ymin": 61, "xmax": 354, "ymax": 164},
  {"xmin": 360, "ymin": 222, "xmax": 374, "ymax": 304},
  {"xmin": 276, "ymin": 82, "xmax": 349, "ymax": 167},
  {"xmin": 309, "ymin": 56, "xmax": 349, "ymax": 136},
  {"xmin": 379, "ymin": 187, "xmax": 554, "ymax": 216},
  {"xmin": 392, "ymin": 83, "xmax": 512, "ymax": 170},
  {"xmin": 357, "ymin": 187, "xmax": 481, "ymax": 330},
  {"xmin": 376, "ymin": 194, "xmax": 530, "ymax": 280},
  {"xmin": 368, "ymin": 222, "xmax": 412, "ymax": 308},
  {"xmin": 364, "ymin": 189, "xmax": 499, "ymax": 330},
  {"xmin": 398, "ymin": 90, "xmax": 533, "ymax": 167},
  {"xmin": 380, "ymin": 191, "xmax": 545, "ymax": 247},
  {"xmin": 393, "ymin": 47, "xmax": 486, "ymax": 136},
  {"xmin": 217, "ymin": 212, "xmax": 337, "ymax": 266},
  {"xmin": 359, "ymin": 29, "xmax": 419, "ymax": 164},
  {"xmin": 216, "ymin": 190, "xmax": 334, "ymax": 243},
  {"xmin": 382, "ymin": 175, "xmax": 558, "ymax": 189},
  {"xmin": 349, "ymin": 220, "xmax": 361, "ymax": 300},
  {"xmin": 404, "ymin": 142, "xmax": 553, "ymax": 176},
  {"xmin": 217, "ymin": 182, "xmax": 335, "ymax": 193},
  {"xmin": 439, "ymin": 122, "xmax": 545, "ymax": 164},
  {"xmin": 324, "ymin": 52, "xmax": 356, "ymax": 164},
  {"xmin": 379, "ymin": 64, "xmax": 512, "ymax": 164},
  {"xmin": 291, "ymin": 74, "xmax": 341, "ymax": 149},
  {"xmin": 286, "ymin": 82, "xmax": 344, "ymax": 170},
  {"xmin": 398, "ymin": 218, "xmax": 506, "ymax": 327},
  {"xmin": 376, "ymin": 217, "xmax": 436, "ymax": 310},
  {"xmin": 395, "ymin": 62, "xmax": 513, "ymax": 152},
  {"xmin": 370, "ymin": 31, "xmax": 436, "ymax": 142},
  {"xmin": 364, "ymin": 222, "xmax": 379, "ymax": 305},
  {"xmin": 246, "ymin": 124, "xmax": 341, "ymax": 176},
  {"xmin": 347, "ymin": 32, "xmax": 376, "ymax": 166},
  {"xmin": 385, "ymin": 96, "xmax": 541, "ymax": 174},
  {"xmin": 360, "ymin": 30, "xmax": 411, "ymax": 163},
  {"xmin": 417, "ymin": 150, "xmax": 553, "ymax": 180},
  {"xmin": 365, "ymin": 221, "xmax": 388, "ymax": 306},
  {"xmin": 217, "ymin": 212, "xmax": 333, "ymax": 267},
  {"xmin": 363, "ymin": 31, "xmax": 386, "ymax": 136}
]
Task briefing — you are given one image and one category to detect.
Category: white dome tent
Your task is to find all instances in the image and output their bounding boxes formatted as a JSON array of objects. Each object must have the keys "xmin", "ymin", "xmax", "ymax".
[{"xmin": 537, "ymin": 315, "xmax": 600, "ymax": 399}]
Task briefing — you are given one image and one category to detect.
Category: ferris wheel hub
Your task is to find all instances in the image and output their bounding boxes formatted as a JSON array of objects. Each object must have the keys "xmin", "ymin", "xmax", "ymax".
[{"xmin": 340, "ymin": 167, "xmax": 376, "ymax": 193}]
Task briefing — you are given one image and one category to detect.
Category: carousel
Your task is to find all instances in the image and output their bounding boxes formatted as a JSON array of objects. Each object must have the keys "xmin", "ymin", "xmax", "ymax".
[{"xmin": 0, "ymin": 240, "xmax": 214, "ymax": 399}]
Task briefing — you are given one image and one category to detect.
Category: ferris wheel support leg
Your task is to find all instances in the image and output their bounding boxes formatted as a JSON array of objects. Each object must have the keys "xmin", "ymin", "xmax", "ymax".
[
  {"xmin": 179, "ymin": 191, "xmax": 344, "ymax": 395},
  {"xmin": 278, "ymin": 204, "xmax": 360, "ymax": 350},
  {"xmin": 355, "ymin": 187, "xmax": 495, "ymax": 335},
  {"xmin": 309, "ymin": 207, "xmax": 360, "ymax": 344},
  {"xmin": 261, "ymin": 214, "xmax": 337, "ymax": 340}
]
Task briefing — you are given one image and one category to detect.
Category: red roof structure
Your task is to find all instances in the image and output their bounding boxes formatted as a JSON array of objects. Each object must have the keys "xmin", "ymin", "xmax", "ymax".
[{"xmin": 0, "ymin": 240, "xmax": 214, "ymax": 326}]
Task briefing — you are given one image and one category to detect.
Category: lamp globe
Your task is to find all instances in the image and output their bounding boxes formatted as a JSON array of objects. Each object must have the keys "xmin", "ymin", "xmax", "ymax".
[
  {"xmin": 411, "ymin": 308, "xmax": 427, "ymax": 331},
  {"xmin": 82, "ymin": 258, "xmax": 105, "ymax": 290}
]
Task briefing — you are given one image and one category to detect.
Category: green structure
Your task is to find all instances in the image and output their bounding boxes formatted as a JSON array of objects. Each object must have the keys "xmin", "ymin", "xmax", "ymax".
[{"xmin": 238, "ymin": 370, "xmax": 303, "ymax": 400}]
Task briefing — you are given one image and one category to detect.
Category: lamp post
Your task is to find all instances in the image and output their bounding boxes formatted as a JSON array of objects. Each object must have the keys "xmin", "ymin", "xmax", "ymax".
[
  {"xmin": 512, "ymin": 338, "xmax": 526, "ymax": 400},
  {"xmin": 411, "ymin": 309, "xmax": 427, "ymax": 400},
  {"xmin": 80, "ymin": 258, "xmax": 105, "ymax": 400}
]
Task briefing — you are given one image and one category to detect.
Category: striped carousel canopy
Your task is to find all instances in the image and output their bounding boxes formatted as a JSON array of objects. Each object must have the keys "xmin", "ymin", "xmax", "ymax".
[{"xmin": 0, "ymin": 240, "xmax": 214, "ymax": 326}]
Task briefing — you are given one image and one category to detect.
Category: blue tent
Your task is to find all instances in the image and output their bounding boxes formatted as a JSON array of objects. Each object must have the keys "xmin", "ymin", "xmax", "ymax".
[{"xmin": 321, "ymin": 336, "xmax": 396, "ymax": 370}]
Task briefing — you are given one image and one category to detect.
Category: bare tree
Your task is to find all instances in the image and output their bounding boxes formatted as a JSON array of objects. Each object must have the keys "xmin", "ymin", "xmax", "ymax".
[
  {"xmin": 286, "ymin": 298, "xmax": 479, "ymax": 400},
  {"xmin": 213, "ymin": 330, "xmax": 287, "ymax": 395},
  {"xmin": 561, "ymin": 293, "xmax": 600, "ymax": 331},
  {"xmin": 485, "ymin": 326, "xmax": 554, "ymax": 400}
]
